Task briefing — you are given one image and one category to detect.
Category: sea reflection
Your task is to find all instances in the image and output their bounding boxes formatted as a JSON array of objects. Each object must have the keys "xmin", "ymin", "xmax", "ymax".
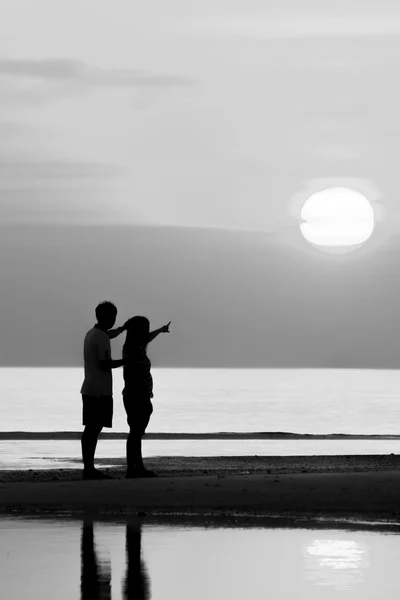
[
  {"xmin": 3, "ymin": 516, "xmax": 400, "ymax": 599},
  {"xmin": 123, "ymin": 523, "xmax": 151, "ymax": 600},
  {"xmin": 80, "ymin": 519, "xmax": 150, "ymax": 599},
  {"xmin": 80, "ymin": 520, "xmax": 112, "ymax": 599},
  {"xmin": 304, "ymin": 537, "xmax": 369, "ymax": 590}
]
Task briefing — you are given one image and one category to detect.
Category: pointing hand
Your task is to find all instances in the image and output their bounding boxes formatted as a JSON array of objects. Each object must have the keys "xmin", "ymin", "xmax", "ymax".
[{"xmin": 161, "ymin": 321, "xmax": 171, "ymax": 333}]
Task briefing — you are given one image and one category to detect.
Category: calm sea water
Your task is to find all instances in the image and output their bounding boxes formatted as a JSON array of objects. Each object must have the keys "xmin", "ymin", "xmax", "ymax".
[
  {"xmin": 1, "ymin": 516, "xmax": 399, "ymax": 599},
  {"xmin": 1, "ymin": 368, "xmax": 400, "ymax": 468},
  {"xmin": 1, "ymin": 367, "xmax": 400, "ymax": 435}
]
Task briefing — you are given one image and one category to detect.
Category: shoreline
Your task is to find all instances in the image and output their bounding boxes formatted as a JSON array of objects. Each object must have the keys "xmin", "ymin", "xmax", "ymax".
[
  {"xmin": 1, "ymin": 455, "xmax": 400, "ymax": 524},
  {"xmin": 3, "ymin": 509, "xmax": 400, "ymax": 533}
]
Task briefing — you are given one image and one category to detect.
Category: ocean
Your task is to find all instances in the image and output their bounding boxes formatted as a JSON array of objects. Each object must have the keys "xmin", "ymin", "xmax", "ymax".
[{"xmin": 1, "ymin": 368, "xmax": 400, "ymax": 469}]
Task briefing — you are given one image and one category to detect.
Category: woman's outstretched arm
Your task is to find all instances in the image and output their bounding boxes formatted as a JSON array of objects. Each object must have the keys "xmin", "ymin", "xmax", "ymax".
[{"xmin": 148, "ymin": 321, "xmax": 171, "ymax": 343}]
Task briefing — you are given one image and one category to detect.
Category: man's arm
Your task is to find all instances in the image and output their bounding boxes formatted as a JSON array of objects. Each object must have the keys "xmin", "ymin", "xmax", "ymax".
[
  {"xmin": 98, "ymin": 338, "xmax": 124, "ymax": 371},
  {"xmin": 148, "ymin": 321, "xmax": 171, "ymax": 343},
  {"xmin": 108, "ymin": 325, "xmax": 126, "ymax": 340},
  {"xmin": 99, "ymin": 357, "xmax": 124, "ymax": 370}
]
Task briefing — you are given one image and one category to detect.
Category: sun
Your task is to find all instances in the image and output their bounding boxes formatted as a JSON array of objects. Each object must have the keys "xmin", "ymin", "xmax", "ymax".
[{"xmin": 300, "ymin": 188, "xmax": 375, "ymax": 251}]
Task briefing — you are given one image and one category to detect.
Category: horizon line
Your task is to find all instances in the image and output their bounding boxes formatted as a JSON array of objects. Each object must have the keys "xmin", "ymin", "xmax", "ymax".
[
  {"xmin": 0, "ymin": 431, "xmax": 398, "ymax": 441},
  {"xmin": 0, "ymin": 365, "xmax": 399, "ymax": 370}
]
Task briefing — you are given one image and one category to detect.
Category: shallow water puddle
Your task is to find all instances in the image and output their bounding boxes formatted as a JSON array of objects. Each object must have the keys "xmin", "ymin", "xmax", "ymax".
[{"xmin": 0, "ymin": 516, "xmax": 398, "ymax": 598}]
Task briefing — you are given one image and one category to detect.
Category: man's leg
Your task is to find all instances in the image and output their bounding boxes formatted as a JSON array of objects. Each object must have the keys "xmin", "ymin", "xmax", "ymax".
[{"xmin": 81, "ymin": 425, "xmax": 103, "ymax": 473}]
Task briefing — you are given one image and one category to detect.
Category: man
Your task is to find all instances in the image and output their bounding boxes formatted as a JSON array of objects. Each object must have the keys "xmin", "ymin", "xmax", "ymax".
[{"xmin": 80, "ymin": 301, "xmax": 127, "ymax": 480}]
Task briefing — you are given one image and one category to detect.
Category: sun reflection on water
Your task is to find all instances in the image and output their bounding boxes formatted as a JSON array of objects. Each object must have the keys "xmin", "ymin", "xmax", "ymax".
[{"xmin": 303, "ymin": 537, "xmax": 370, "ymax": 590}]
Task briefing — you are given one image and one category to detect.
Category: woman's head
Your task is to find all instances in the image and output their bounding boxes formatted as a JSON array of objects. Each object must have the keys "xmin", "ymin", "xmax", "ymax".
[{"xmin": 124, "ymin": 316, "xmax": 150, "ymax": 352}]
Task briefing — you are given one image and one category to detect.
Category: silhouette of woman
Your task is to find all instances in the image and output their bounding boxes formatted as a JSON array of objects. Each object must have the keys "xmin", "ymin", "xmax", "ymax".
[
  {"xmin": 122, "ymin": 522, "xmax": 151, "ymax": 599},
  {"xmin": 122, "ymin": 316, "xmax": 170, "ymax": 477}
]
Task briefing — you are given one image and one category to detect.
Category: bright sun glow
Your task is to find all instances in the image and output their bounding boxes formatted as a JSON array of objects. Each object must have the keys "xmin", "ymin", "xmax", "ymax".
[{"xmin": 300, "ymin": 188, "xmax": 375, "ymax": 250}]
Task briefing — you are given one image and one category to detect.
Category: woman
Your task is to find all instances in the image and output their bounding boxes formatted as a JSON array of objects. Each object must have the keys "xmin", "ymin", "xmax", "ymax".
[{"xmin": 122, "ymin": 316, "xmax": 170, "ymax": 477}]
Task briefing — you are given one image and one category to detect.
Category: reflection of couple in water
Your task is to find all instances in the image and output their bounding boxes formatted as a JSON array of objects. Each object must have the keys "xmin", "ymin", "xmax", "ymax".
[
  {"xmin": 80, "ymin": 518, "xmax": 150, "ymax": 600},
  {"xmin": 81, "ymin": 301, "xmax": 171, "ymax": 480}
]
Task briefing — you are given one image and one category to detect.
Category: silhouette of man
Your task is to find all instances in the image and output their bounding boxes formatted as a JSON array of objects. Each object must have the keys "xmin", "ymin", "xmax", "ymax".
[{"xmin": 80, "ymin": 301, "xmax": 127, "ymax": 480}]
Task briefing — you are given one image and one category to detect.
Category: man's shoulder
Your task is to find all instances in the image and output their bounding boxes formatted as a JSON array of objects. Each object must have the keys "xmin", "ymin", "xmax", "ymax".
[{"xmin": 84, "ymin": 327, "xmax": 109, "ymax": 344}]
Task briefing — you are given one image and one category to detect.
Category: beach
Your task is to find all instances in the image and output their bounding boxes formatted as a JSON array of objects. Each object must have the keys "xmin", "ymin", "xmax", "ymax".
[{"xmin": 1, "ymin": 455, "xmax": 400, "ymax": 523}]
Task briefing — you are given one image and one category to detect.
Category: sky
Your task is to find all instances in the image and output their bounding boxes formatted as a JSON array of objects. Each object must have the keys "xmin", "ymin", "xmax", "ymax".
[{"xmin": 1, "ymin": 0, "xmax": 400, "ymax": 367}]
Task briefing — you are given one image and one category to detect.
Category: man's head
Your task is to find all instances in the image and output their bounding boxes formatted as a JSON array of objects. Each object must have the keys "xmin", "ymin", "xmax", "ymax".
[{"xmin": 95, "ymin": 301, "xmax": 117, "ymax": 330}]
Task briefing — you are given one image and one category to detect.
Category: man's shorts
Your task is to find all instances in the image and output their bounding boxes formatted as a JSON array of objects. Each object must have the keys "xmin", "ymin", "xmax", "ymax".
[
  {"xmin": 123, "ymin": 395, "xmax": 153, "ymax": 436},
  {"xmin": 82, "ymin": 395, "xmax": 113, "ymax": 428}
]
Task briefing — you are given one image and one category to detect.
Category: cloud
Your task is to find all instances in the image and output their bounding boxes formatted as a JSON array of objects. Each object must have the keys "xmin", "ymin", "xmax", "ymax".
[
  {"xmin": 0, "ymin": 160, "xmax": 123, "ymax": 182},
  {"xmin": 0, "ymin": 58, "xmax": 192, "ymax": 88},
  {"xmin": 0, "ymin": 155, "xmax": 128, "ymax": 225},
  {"xmin": 0, "ymin": 121, "xmax": 26, "ymax": 136},
  {"xmin": 0, "ymin": 185, "xmax": 147, "ymax": 225},
  {"xmin": 191, "ymin": 15, "xmax": 400, "ymax": 39}
]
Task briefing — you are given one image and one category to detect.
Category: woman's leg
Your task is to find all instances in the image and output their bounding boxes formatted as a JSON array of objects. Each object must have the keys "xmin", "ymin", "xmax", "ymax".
[
  {"xmin": 126, "ymin": 430, "xmax": 145, "ymax": 472},
  {"xmin": 136, "ymin": 435, "xmax": 145, "ymax": 471},
  {"xmin": 125, "ymin": 400, "xmax": 155, "ymax": 476},
  {"xmin": 137, "ymin": 402, "xmax": 153, "ymax": 472},
  {"xmin": 126, "ymin": 429, "xmax": 136, "ymax": 472}
]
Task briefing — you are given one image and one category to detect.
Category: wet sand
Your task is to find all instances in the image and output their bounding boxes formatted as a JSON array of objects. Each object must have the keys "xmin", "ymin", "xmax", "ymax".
[{"xmin": 1, "ymin": 455, "xmax": 400, "ymax": 522}]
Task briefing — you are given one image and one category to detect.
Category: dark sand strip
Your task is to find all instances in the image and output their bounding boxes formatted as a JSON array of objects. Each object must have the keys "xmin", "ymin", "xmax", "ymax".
[
  {"xmin": 2, "ymin": 455, "xmax": 400, "ymax": 481},
  {"xmin": 1, "ymin": 456, "xmax": 400, "ymax": 521}
]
